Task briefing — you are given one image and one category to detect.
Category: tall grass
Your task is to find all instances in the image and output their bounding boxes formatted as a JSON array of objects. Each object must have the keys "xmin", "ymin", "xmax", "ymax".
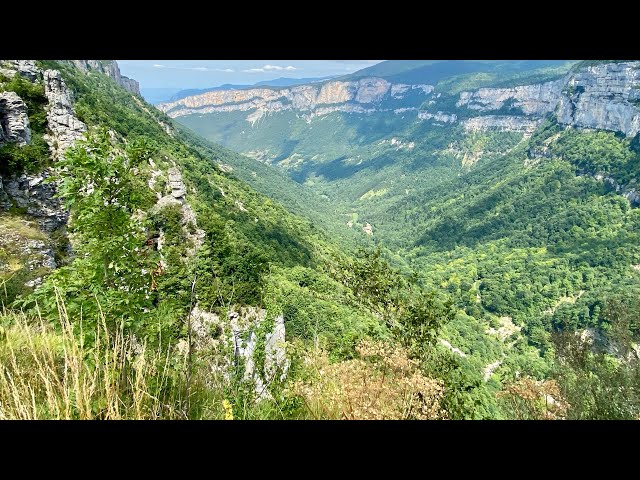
[{"xmin": 0, "ymin": 291, "xmax": 187, "ymax": 420}]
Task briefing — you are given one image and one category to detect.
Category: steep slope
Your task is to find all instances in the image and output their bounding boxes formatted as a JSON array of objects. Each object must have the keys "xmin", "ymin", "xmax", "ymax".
[
  {"xmin": 3, "ymin": 59, "xmax": 640, "ymax": 419},
  {"xmin": 3, "ymin": 60, "xmax": 470, "ymax": 419},
  {"xmin": 166, "ymin": 59, "xmax": 640, "ymax": 383}
]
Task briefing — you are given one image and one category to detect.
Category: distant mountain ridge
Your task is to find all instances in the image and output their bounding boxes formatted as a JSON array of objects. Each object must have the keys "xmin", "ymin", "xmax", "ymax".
[{"xmin": 167, "ymin": 75, "xmax": 338, "ymax": 102}]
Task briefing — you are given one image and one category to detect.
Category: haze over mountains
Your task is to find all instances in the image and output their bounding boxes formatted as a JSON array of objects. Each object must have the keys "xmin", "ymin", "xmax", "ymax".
[{"xmin": 142, "ymin": 75, "xmax": 339, "ymax": 104}]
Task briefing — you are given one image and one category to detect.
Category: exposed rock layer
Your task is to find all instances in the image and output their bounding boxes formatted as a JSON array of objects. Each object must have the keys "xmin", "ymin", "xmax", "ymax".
[
  {"xmin": 43, "ymin": 69, "xmax": 87, "ymax": 159},
  {"xmin": 68, "ymin": 60, "xmax": 140, "ymax": 95},
  {"xmin": 0, "ymin": 92, "xmax": 31, "ymax": 145},
  {"xmin": 455, "ymin": 62, "xmax": 640, "ymax": 136},
  {"xmin": 0, "ymin": 170, "xmax": 68, "ymax": 232},
  {"xmin": 158, "ymin": 78, "xmax": 433, "ymax": 119}
]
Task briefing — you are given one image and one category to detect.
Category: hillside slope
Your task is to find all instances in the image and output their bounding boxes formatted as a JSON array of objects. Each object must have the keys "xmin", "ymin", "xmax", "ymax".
[
  {"xmin": 2, "ymin": 59, "xmax": 639, "ymax": 419},
  {"xmin": 163, "ymin": 59, "xmax": 640, "ymax": 418},
  {"xmin": 1, "ymin": 59, "xmax": 492, "ymax": 419}
]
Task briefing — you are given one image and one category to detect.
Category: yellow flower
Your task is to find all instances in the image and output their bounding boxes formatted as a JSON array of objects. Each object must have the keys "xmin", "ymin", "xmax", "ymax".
[{"xmin": 222, "ymin": 399, "xmax": 234, "ymax": 420}]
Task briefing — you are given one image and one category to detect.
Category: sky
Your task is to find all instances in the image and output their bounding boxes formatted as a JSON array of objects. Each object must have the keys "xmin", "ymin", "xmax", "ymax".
[{"xmin": 117, "ymin": 60, "xmax": 383, "ymax": 90}]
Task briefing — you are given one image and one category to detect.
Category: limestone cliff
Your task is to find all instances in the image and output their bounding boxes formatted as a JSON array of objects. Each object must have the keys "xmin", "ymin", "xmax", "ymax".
[
  {"xmin": 43, "ymin": 69, "xmax": 87, "ymax": 159},
  {"xmin": 443, "ymin": 61, "xmax": 640, "ymax": 136},
  {"xmin": 556, "ymin": 62, "xmax": 640, "ymax": 137},
  {"xmin": 0, "ymin": 92, "xmax": 31, "ymax": 145},
  {"xmin": 0, "ymin": 60, "xmax": 39, "ymax": 81},
  {"xmin": 456, "ymin": 79, "xmax": 565, "ymax": 116},
  {"xmin": 158, "ymin": 77, "xmax": 433, "ymax": 120},
  {"xmin": 68, "ymin": 60, "xmax": 141, "ymax": 96},
  {"xmin": 462, "ymin": 115, "xmax": 542, "ymax": 135}
]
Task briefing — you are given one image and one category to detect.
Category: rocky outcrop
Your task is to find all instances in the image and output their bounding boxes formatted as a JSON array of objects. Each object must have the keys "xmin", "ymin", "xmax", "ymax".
[
  {"xmin": 457, "ymin": 80, "xmax": 565, "ymax": 116},
  {"xmin": 0, "ymin": 216, "xmax": 57, "ymax": 290},
  {"xmin": 0, "ymin": 60, "xmax": 40, "ymax": 81},
  {"xmin": 462, "ymin": 115, "xmax": 542, "ymax": 134},
  {"xmin": 0, "ymin": 170, "xmax": 68, "ymax": 232},
  {"xmin": 556, "ymin": 62, "xmax": 640, "ymax": 137},
  {"xmin": 151, "ymin": 163, "xmax": 204, "ymax": 257},
  {"xmin": 0, "ymin": 92, "xmax": 31, "ymax": 145},
  {"xmin": 455, "ymin": 62, "xmax": 640, "ymax": 137},
  {"xmin": 582, "ymin": 172, "xmax": 640, "ymax": 207},
  {"xmin": 43, "ymin": 70, "xmax": 87, "ymax": 159},
  {"xmin": 178, "ymin": 305, "xmax": 289, "ymax": 399},
  {"xmin": 148, "ymin": 159, "xmax": 287, "ymax": 399},
  {"xmin": 229, "ymin": 309, "xmax": 288, "ymax": 398},
  {"xmin": 158, "ymin": 77, "xmax": 434, "ymax": 121},
  {"xmin": 418, "ymin": 110, "xmax": 458, "ymax": 124},
  {"xmin": 68, "ymin": 60, "xmax": 140, "ymax": 96}
]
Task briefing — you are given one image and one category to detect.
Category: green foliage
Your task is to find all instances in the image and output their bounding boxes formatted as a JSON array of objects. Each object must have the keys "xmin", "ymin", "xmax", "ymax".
[
  {"xmin": 25, "ymin": 130, "xmax": 160, "ymax": 340},
  {"xmin": 0, "ymin": 135, "xmax": 50, "ymax": 175},
  {"xmin": 0, "ymin": 74, "xmax": 50, "ymax": 176},
  {"xmin": 12, "ymin": 59, "xmax": 640, "ymax": 418},
  {"xmin": 551, "ymin": 129, "xmax": 640, "ymax": 184},
  {"xmin": 552, "ymin": 328, "xmax": 640, "ymax": 419},
  {"xmin": 1, "ymin": 74, "xmax": 48, "ymax": 133}
]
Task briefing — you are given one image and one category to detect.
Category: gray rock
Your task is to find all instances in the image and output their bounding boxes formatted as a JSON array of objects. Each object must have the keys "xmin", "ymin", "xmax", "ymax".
[
  {"xmin": 157, "ymin": 77, "xmax": 434, "ymax": 120},
  {"xmin": 167, "ymin": 167, "xmax": 187, "ymax": 199},
  {"xmin": 0, "ymin": 169, "xmax": 68, "ymax": 231},
  {"xmin": 456, "ymin": 61, "xmax": 640, "ymax": 137},
  {"xmin": 0, "ymin": 60, "xmax": 40, "ymax": 81},
  {"xmin": 152, "ymin": 164, "xmax": 204, "ymax": 257},
  {"xmin": 68, "ymin": 60, "xmax": 140, "ymax": 95},
  {"xmin": 0, "ymin": 92, "xmax": 31, "ymax": 145},
  {"xmin": 556, "ymin": 62, "xmax": 640, "ymax": 137},
  {"xmin": 43, "ymin": 69, "xmax": 87, "ymax": 159},
  {"xmin": 462, "ymin": 115, "xmax": 542, "ymax": 134},
  {"xmin": 418, "ymin": 110, "xmax": 458, "ymax": 124},
  {"xmin": 229, "ymin": 308, "xmax": 289, "ymax": 399},
  {"xmin": 457, "ymin": 79, "xmax": 565, "ymax": 116}
]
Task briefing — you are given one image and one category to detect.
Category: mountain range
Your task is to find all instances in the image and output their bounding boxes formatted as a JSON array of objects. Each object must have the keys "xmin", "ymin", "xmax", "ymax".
[{"xmin": 1, "ymin": 58, "xmax": 639, "ymax": 419}]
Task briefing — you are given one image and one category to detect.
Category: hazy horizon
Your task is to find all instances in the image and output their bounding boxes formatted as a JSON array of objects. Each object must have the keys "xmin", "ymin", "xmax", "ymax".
[{"xmin": 117, "ymin": 60, "xmax": 384, "ymax": 90}]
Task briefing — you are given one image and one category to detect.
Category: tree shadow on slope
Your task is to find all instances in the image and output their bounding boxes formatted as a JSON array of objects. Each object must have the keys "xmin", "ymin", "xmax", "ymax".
[{"xmin": 291, "ymin": 153, "xmax": 396, "ymax": 183}]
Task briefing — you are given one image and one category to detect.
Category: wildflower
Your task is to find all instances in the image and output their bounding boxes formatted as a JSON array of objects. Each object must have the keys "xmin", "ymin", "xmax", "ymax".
[{"xmin": 223, "ymin": 399, "xmax": 234, "ymax": 420}]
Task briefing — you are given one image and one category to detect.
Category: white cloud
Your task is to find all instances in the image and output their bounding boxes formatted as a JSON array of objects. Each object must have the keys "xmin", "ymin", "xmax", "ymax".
[
  {"xmin": 243, "ymin": 64, "xmax": 298, "ymax": 73},
  {"xmin": 152, "ymin": 64, "xmax": 234, "ymax": 73}
]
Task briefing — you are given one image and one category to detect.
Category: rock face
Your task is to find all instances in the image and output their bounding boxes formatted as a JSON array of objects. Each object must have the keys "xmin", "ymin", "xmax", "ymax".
[
  {"xmin": 462, "ymin": 115, "xmax": 542, "ymax": 135},
  {"xmin": 229, "ymin": 308, "xmax": 289, "ymax": 398},
  {"xmin": 151, "ymin": 164, "xmax": 205, "ymax": 257},
  {"xmin": 457, "ymin": 80, "xmax": 565, "ymax": 116},
  {"xmin": 69, "ymin": 60, "xmax": 140, "ymax": 96},
  {"xmin": 453, "ymin": 61, "xmax": 640, "ymax": 136},
  {"xmin": 0, "ymin": 92, "xmax": 31, "ymax": 145},
  {"xmin": 583, "ymin": 172, "xmax": 640, "ymax": 207},
  {"xmin": 0, "ymin": 170, "xmax": 68, "ymax": 232},
  {"xmin": 418, "ymin": 110, "xmax": 458, "ymax": 124},
  {"xmin": 158, "ymin": 77, "xmax": 433, "ymax": 120},
  {"xmin": 0, "ymin": 60, "xmax": 40, "ymax": 81},
  {"xmin": 43, "ymin": 70, "xmax": 87, "ymax": 159},
  {"xmin": 0, "ymin": 216, "xmax": 57, "ymax": 287},
  {"xmin": 181, "ymin": 305, "xmax": 289, "ymax": 399},
  {"xmin": 556, "ymin": 62, "xmax": 640, "ymax": 137}
]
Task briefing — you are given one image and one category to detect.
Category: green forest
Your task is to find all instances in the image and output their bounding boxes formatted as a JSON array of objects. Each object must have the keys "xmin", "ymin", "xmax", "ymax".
[{"xmin": 0, "ymin": 59, "xmax": 639, "ymax": 419}]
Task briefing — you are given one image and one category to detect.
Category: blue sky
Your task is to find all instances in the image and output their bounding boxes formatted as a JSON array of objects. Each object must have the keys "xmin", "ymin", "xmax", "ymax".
[{"xmin": 117, "ymin": 60, "xmax": 383, "ymax": 89}]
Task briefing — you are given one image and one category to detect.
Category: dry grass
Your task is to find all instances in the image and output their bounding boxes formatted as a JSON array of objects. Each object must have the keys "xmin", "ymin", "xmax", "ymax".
[
  {"xmin": 293, "ymin": 340, "xmax": 446, "ymax": 420},
  {"xmin": 497, "ymin": 377, "xmax": 569, "ymax": 420},
  {"xmin": 0, "ymin": 290, "xmax": 184, "ymax": 420},
  {"xmin": 0, "ymin": 214, "xmax": 48, "ymax": 242}
]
